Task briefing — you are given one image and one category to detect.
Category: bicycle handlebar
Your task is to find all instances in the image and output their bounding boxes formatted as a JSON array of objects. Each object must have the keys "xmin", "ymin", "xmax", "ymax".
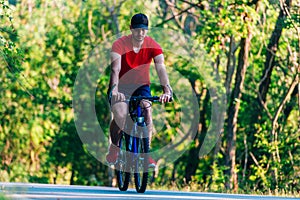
[
  {"xmin": 129, "ymin": 96, "xmax": 160, "ymax": 102},
  {"xmin": 108, "ymin": 84, "xmax": 172, "ymax": 103},
  {"xmin": 128, "ymin": 95, "xmax": 173, "ymax": 103}
]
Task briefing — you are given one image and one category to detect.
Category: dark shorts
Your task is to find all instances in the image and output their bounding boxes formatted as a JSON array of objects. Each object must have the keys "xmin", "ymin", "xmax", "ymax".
[
  {"xmin": 120, "ymin": 84, "xmax": 151, "ymax": 97},
  {"xmin": 108, "ymin": 84, "xmax": 151, "ymax": 105}
]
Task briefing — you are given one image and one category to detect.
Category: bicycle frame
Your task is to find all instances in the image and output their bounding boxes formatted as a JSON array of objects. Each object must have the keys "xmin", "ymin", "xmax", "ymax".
[
  {"xmin": 127, "ymin": 96, "xmax": 157, "ymax": 165},
  {"xmin": 116, "ymin": 96, "xmax": 159, "ymax": 193}
]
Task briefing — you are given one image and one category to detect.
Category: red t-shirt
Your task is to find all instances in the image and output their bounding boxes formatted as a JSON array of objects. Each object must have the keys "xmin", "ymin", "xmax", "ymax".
[{"xmin": 111, "ymin": 35, "xmax": 163, "ymax": 85}]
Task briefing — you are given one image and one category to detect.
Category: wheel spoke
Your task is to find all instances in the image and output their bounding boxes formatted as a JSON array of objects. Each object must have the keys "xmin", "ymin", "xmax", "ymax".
[
  {"xmin": 134, "ymin": 137, "xmax": 149, "ymax": 193},
  {"xmin": 116, "ymin": 133, "xmax": 130, "ymax": 191}
]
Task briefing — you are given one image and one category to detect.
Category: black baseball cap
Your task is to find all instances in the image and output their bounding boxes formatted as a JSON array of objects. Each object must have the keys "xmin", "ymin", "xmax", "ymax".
[{"xmin": 131, "ymin": 13, "xmax": 148, "ymax": 29}]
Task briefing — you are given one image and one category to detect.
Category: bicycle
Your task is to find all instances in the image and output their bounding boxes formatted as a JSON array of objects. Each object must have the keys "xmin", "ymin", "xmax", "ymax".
[{"xmin": 115, "ymin": 95, "xmax": 159, "ymax": 193}]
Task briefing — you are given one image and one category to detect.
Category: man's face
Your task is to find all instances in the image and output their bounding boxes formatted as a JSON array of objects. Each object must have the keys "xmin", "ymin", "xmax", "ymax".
[{"xmin": 131, "ymin": 28, "xmax": 148, "ymax": 41}]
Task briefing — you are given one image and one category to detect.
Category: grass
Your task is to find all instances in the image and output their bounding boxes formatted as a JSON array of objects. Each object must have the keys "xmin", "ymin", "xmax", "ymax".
[
  {"xmin": 147, "ymin": 181, "xmax": 300, "ymax": 198},
  {"xmin": 0, "ymin": 193, "xmax": 9, "ymax": 200}
]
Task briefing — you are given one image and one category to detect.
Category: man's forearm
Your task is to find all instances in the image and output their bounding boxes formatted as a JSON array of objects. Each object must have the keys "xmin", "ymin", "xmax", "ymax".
[
  {"xmin": 154, "ymin": 54, "xmax": 172, "ymax": 95},
  {"xmin": 109, "ymin": 71, "xmax": 119, "ymax": 92},
  {"xmin": 156, "ymin": 65, "xmax": 172, "ymax": 94},
  {"xmin": 109, "ymin": 52, "xmax": 121, "ymax": 92},
  {"xmin": 162, "ymin": 84, "xmax": 172, "ymax": 95}
]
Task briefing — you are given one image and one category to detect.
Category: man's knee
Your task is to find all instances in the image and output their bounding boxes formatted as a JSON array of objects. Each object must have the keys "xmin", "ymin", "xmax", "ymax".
[
  {"xmin": 141, "ymin": 100, "xmax": 152, "ymax": 112},
  {"xmin": 140, "ymin": 100, "xmax": 152, "ymax": 125},
  {"xmin": 114, "ymin": 111, "xmax": 127, "ymax": 120},
  {"xmin": 112, "ymin": 103, "xmax": 128, "ymax": 119}
]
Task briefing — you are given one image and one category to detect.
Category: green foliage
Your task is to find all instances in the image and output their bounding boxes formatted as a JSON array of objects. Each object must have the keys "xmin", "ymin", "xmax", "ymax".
[
  {"xmin": 196, "ymin": 0, "xmax": 260, "ymax": 55},
  {"xmin": 0, "ymin": 0, "xmax": 24, "ymax": 83}
]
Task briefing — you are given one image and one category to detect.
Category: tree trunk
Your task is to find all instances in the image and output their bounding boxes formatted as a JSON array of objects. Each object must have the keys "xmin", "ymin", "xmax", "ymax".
[
  {"xmin": 225, "ymin": 32, "xmax": 252, "ymax": 191},
  {"xmin": 270, "ymin": 72, "xmax": 299, "ymax": 188},
  {"xmin": 184, "ymin": 79, "xmax": 207, "ymax": 183},
  {"xmin": 70, "ymin": 167, "xmax": 75, "ymax": 185},
  {"xmin": 258, "ymin": 0, "xmax": 291, "ymax": 104},
  {"xmin": 225, "ymin": 35, "xmax": 237, "ymax": 99},
  {"xmin": 100, "ymin": 0, "xmax": 122, "ymax": 36}
]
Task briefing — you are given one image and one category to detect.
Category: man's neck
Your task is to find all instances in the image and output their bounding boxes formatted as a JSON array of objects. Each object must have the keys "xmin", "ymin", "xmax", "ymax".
[{"xmin": 131, "ymin": 37, "xmax": 144, "ymax": 48}]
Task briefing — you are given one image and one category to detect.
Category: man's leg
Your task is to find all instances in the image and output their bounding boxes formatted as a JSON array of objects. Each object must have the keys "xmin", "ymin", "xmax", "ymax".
[
  {"xmin": 141, "ymin": 100, "xmax": 153, "ymax": 143},
  {"xmin": 109, "ymin": 119, "xmax": 122, "ymax": 145},
  {"xmin": 141, "ymin": 100, "xmax": 156, "ymax": 168},
  {"xmin": 106, "ymin": 102, "xmax": 128, "ymax": 163}
]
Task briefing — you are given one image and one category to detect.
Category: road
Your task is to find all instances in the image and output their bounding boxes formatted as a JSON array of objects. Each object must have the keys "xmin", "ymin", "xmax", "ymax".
[{"xmin": 0, "ymin": 182, "xmax": 299, "ymax": 200}]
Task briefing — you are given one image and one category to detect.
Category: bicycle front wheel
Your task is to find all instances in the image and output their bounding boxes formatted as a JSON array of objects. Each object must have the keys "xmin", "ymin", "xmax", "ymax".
[
  {"xmin": 134, "ymin": 137, "xmax": 149, "ymax": 193},
  {"xmin": 116, "ymin": 133, "xmax": 130, "ymax": 191}
]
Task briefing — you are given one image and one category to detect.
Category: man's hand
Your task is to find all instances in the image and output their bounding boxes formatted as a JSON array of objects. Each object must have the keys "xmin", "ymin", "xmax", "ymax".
[
  {"xmin": 159, "ymin": 84, "xmax": 173, "ymax": 103},
  {"xmin": 112, "ymin": 91, "xmax": 126, "ymax": 102},
  {"xmin": 159, "ymin": 93, "xmax": 172, "ymax": 103}
]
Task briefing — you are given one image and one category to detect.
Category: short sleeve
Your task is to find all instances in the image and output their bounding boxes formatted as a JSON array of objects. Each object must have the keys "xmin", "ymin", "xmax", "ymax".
[
  {"xmin": 111, "ymin": 39, "xmax": 123, "ymax": 55},
  {"xmin": 152, "ymin": 46, "xmax": 163, "ymax": 58},
  {"xmin": 149, "ymin": 38, "xmax": 163, "ymax": 58}
]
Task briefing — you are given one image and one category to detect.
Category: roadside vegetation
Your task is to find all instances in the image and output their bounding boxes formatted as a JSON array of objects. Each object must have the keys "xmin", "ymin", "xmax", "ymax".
[{"xmin": 0, "ymin": 0, "xmax": 299, "ymax": 196}]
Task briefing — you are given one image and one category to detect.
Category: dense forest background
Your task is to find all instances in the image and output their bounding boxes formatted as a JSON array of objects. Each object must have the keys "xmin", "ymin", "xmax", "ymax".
[{"xmin": 0, "ymin": 0, "xmax": 299, "ymax": 195}]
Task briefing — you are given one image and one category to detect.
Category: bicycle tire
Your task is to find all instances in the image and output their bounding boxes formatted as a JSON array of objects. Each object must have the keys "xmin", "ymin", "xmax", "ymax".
[
  {"xmin": 116, "ymin": 133, "xmax": 130, "ymax": 191},
  {"xmin": 134, "ymin": 136, "xmax": 149, "ymax": 193}
]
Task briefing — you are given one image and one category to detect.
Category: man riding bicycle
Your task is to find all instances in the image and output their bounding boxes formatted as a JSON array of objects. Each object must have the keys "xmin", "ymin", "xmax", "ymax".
[{"xmin": 106, "ymin": 13, "xmax": 172, "ymax": 168}]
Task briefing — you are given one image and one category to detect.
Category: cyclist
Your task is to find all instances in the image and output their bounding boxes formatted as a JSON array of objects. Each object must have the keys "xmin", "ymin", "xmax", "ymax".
[{"xmin": 106, "ymin": 13, "xmax": 172, "ymax": 168}]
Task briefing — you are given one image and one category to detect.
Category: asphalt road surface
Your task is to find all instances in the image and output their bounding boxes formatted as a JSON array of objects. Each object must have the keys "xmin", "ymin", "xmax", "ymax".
[{"xmin": 1, "ymin": 182, "xmax": 299, "ymax": 200}]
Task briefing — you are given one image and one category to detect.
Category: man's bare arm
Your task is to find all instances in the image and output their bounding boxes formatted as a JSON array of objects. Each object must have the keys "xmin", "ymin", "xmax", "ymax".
[
  {"xmin": 109, "ymin": 52, "xmax": 125, "ymax": 101},
  {"xmin": 154, "ymin": 54, "xmax": 172, "ymax": 94},
  {"xmin": 154, "ymin": 54, "xmax": 172, "ymax": 102},
  {"xmin": 109, "ymin": 52, "xmax": 121, "ymax": 92}
]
